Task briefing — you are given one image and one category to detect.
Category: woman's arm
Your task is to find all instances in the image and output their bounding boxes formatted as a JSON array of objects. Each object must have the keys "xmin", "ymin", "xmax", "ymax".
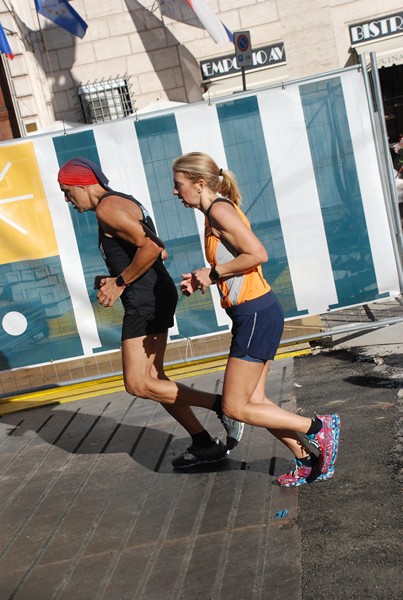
[{"xmin": 190, "ymin": 202, "xmax": 268, "ymax": 291}]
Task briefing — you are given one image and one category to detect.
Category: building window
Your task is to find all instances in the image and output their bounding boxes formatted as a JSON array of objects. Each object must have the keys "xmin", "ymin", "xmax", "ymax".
[{"xmin": 77, "ymin": 77, "xmax": 134, "ymax": 124}]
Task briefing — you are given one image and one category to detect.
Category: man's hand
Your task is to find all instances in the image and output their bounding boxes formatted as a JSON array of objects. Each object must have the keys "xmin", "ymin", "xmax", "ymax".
[
  {"xmin": 95, "ymin": 277, "xmax": 124, "ymax": 307},
  {"xmin": 93, "ymin": 275, "xmax": 110, "ymax": 290}
]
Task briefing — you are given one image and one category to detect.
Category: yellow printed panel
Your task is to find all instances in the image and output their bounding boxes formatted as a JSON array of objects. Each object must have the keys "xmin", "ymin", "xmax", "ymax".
[{"xmin": 0, "ymin": 142, "xmax": 58, "ymax": 264}]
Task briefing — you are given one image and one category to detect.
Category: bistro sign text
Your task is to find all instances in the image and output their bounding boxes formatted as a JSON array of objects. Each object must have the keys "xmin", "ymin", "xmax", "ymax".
[
  {"xmin": 200, "ymin": 43, "xmax": 286, "ymax": 81},
  {"xmin": 349, "ymin": 11, "xmax": 403, "ymax": 45}
]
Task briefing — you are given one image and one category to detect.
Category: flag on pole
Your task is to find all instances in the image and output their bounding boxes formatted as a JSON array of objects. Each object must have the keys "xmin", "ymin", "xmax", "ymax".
[
  {"xmin": 0, "ymin": 23, "xmax": 14, "ymax": 59},
  {"xmin": 35, "ymin": 0, "xmax": 88, "ymax": 39},
  {"xmin": 184, "ymin": 0, "xmax": 233, "ymax": 43}
]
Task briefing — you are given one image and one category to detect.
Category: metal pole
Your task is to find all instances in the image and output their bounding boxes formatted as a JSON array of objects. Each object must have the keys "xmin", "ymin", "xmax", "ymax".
[
  {"xmin": 370, "ymin": 52, "xmax": 403, "ymax": 287},
  {"xmin": 241, "ymin": 67, "xmax": 246, "ymax": 91},
  {"xmin": 359, "ymin": 52, "xmax": 403, "ymax": 290}
]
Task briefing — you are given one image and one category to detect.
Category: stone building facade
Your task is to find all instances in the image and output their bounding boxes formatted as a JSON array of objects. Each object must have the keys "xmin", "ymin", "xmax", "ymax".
[{"xmin": 0, "ymin": 0, "xmax": 402, "ymax": 141}]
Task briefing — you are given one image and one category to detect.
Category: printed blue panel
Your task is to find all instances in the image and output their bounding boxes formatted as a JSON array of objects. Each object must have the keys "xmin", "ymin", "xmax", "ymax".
[
  {"xmin": 135, "ymin": 115, "xmax": 228, "ymax": 338},
  {"xmin": 53, "ymin": 131, "xmax": 123, "ymax": 350},
  {"xmin": 0, "ymin": 257, "xmax": 82, "ymax": 370},
  {"xmin": 216, "ymin": 96, "xmax": 303, "ymax": 318},
  {"xmin": 300, "ymin": 78, "xmax": 379, "ymax": 307}
]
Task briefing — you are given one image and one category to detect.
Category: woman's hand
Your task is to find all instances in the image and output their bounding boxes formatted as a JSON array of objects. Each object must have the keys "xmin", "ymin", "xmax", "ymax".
[{"xmin": 180, "ymin": 269, "xmax": 210, "ymax": 295}]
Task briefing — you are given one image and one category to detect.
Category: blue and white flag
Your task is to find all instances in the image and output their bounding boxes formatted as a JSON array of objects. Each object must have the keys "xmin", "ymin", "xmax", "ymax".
[
  {"xmin": 160, "ymin": 0, "xmax": 233, "ymax": 43},
  {"xmin": 0, "ymin": 23, "xmax": 14, "ymax": 59},
  {"xmin": 185, "ymin": 0, "xmax": 233, "ymax": 43},
  {"xmin": 35, "ymin": 0, "xmax": 88, "ymax": 39}
]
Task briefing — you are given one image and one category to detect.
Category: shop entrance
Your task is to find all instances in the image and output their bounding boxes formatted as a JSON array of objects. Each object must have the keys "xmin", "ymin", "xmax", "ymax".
[{"xmin": 380, "ymin": 62, "xmax": 403, "ymax": 145}]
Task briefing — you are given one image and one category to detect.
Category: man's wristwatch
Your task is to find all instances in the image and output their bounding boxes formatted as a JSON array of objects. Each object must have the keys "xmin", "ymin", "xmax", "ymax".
[
  {"xmin": 116, "ymin": 274, "xmax": 130, "ymax": 287},
  {"xmin": 209, "ymin": 266, "xmax": 220, "ymax": 282}
]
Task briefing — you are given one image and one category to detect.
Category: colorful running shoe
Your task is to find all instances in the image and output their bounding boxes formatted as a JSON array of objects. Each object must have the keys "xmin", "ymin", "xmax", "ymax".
[
  {"xmin": 172, "ymin": 437, "xmax": 227, "ymax": 469},
  {"xmin": 277, "ymin": 456, "xmax": 337, "ymax": 487},
  {"xmin": 277, "ymin": 460, "xmax": 312, "ymax": 487},
  {"xmin": 297, "ymin": 414, "xmax": 340, "ymax": 475},
  {"xmin": 217, "ymin": 413, "xmax": 244, "ymax": 451},
  {"xmin": 316, "ymin": 413, "xmax": 340, "ymax": 480},
  {"xmin": 280, "ymin": 414, "xmax": 341, "ymax": 486}
]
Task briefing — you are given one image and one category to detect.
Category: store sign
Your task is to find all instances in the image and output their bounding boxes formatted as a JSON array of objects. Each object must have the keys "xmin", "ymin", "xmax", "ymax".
[
  {"xmin": 378, "ymin": 50, "xmax": 403, "ymax": 67},
  {"xmin": 349, "ymin": 11, "xmax": 403, "ymax": 45},
  {"xmin": 200, "ymin": 43, "xmax": 286, "ymax": 81}
]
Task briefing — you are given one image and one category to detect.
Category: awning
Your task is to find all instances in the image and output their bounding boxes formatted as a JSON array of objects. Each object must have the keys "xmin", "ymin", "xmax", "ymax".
[
  {"xmin": 354, "ymin": 35, "xmax": 403, "ymax": 68},
  {"xmin": 137, "ymin": 100, "xmax": 187, "ymax": 115}
]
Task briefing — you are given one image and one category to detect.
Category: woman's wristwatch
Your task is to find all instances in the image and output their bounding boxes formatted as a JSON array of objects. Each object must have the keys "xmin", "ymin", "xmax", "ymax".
[{"xmin": 209, "ymin": 266, "xmax": 220, "ymax": 283}]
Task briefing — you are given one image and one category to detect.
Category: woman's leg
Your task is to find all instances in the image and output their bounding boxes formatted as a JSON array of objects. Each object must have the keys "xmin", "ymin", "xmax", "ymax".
[
  {"xmin": 248, "ymin": 360, "xmax": 309, "ymax": 459},
  {"xmin": 222, "ymin": 356, "xmax": 313, "ymax": 435},
  {"xmin": 223, "ymin": 357, "xmax": 339, "ymax": 485}
]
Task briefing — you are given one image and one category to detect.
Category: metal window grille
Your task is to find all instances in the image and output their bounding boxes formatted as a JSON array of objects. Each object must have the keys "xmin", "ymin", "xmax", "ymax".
[{"xmin": 77, "ymin": 77, "xmax": 134, "ymax": 124}]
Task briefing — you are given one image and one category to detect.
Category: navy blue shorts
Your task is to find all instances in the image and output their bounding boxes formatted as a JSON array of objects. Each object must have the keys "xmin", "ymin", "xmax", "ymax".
[{"xmin": 226, "ymin": 291, "xmax": 284, "ymax": 362}]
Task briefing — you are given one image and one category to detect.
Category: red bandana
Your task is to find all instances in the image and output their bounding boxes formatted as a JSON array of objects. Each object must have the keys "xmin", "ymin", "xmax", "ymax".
[{"xmin": 58, "ymin": 160, "xmax": 99, "ymax": 186}]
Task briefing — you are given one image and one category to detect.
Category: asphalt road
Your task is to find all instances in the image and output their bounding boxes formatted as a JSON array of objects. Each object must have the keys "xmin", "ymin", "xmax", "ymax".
[{"xmin": 294, "ymin": 347, "xmax": 402, "ymax": 600}]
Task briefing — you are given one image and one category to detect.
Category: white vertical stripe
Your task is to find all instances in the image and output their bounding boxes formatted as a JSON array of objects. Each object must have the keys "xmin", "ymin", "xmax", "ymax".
[
  {"xmin": 258, "ymin": 86, "xmax": 338, "ymax": 315},
  {"xmin": 176, "ymin": 104, "xmax": 231, "ymax": 329},
  {"xmin": 34, "ymin": 136, "xmax": 101, "ymax": 354},
  {"xmin": 93, "ymin": 119, "xmax": 180, "ymax": 337},
  {"xmin": 93, "ymin": 120, "xmax": 156, "ymax": 221},
  {"xmin": 341, "ymin": 69, "xmax": 400, "ymax": 294}
]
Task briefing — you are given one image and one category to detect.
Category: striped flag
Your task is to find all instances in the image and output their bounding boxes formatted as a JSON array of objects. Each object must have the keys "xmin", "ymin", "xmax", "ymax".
[
  {"xmin": 185, "ymin": 0, "xmax": 233, "ymax": 43},
  {"xmin": 0, "ymin": 23, "xmax": 14, "ymax": 59}
]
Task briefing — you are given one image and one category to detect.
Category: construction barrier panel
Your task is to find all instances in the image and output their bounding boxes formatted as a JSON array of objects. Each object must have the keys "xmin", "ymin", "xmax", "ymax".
[{"xmin": 0, "ymin": 66, "xmax": 401, "ymax": 370}]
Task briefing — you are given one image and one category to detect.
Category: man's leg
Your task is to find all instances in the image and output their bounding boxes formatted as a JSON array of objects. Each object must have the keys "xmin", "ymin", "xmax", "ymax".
[
  {"xmin": 123, "ymin": 333, "xmax": 216, "ymax": 408},
  {"xmin": 121, "ymin": 332, "xmax": 228, "ymax": 467},
  {"xmin": 122, "ymin": 333, "xmax": 243, "ymax": 449}
]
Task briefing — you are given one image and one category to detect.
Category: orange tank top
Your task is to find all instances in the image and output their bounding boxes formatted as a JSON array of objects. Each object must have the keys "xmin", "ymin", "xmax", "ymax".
[{"xmin": 204, "ymin": 198, "xmax": 270, "ymax": 309}]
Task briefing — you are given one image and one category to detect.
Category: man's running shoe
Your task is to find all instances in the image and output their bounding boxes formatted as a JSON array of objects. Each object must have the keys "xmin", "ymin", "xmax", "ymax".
[
  {"xmin": 217, "ymin": 413, "xmax": 244, "ymax": 450},
  {"xmin": 172, "ymin": 437, "xmax": 227, "ymax": 469},
  {"xmin": 296, "ymin": 414, "xmax": 340, "ymax": 475}
]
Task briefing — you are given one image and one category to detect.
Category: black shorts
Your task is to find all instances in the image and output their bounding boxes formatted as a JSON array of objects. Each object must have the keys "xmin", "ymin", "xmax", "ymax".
[
  {"xmin": 226, "ymin": 291, "xmax": 284, "ymax": 362},
  {"xmin": 121, "ymin": 282, "xmax": 178, "ymax": 340}
]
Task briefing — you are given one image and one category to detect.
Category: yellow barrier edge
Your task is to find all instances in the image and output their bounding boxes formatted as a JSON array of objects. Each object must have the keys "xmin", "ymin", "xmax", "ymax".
[{"xmin": 0, "ymin": 346, "xmax": 311, "ymax": 415}]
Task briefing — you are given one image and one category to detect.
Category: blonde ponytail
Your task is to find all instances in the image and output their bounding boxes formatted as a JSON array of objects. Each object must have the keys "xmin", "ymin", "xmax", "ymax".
[{"xmin": 173, "ymin": 152, "xmax": 242, "ymax": 205}]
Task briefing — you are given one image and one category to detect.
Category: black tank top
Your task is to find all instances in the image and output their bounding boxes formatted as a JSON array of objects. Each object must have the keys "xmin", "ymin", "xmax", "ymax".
[{"xmin": 98, "ymin": 191, "xmax": 175, "ymax": 314}]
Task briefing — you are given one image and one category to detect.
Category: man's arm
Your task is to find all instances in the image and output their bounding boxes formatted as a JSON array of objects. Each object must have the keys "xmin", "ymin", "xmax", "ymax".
[{"xmin": 94, "ymin": 195, "xmax": 165, "ymax": 306}]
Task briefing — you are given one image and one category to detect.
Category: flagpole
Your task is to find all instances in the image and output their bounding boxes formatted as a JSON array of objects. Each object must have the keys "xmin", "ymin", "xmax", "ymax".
[
  {"xmin": 154, "ymin": 1, "xmax": 165, "ymax": 25},
  {"xmin": 34, "ymin": 8, "xmax": 60, "ymax": 125}
]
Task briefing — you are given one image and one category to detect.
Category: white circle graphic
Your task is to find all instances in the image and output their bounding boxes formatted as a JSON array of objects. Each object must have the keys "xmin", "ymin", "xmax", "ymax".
[{"xmin": 2, "ymin": 311, "xmax": 28, "ymax": 336}]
